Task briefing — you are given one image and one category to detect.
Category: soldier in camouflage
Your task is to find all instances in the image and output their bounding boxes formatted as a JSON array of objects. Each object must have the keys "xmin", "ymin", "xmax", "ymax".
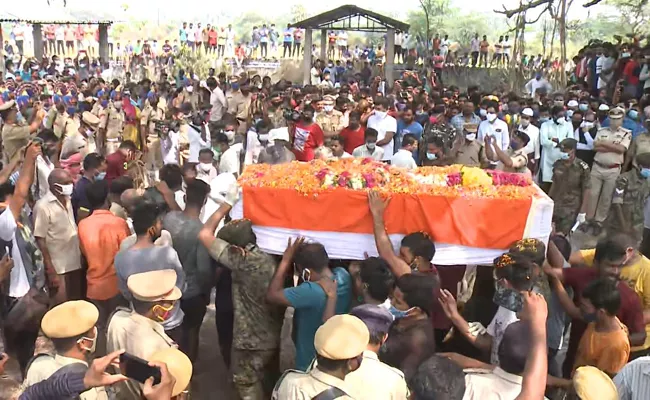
[
  {"xmin": 548, "ymin": 138, "xmax": 591, "ymax": 235},
  {"xmin": 198, "ymin": 194, "xmax": 284, "ymax": 400},
  {"xmin": 606, "ymin": 152, "xmax": 650, "ymax": 247}
]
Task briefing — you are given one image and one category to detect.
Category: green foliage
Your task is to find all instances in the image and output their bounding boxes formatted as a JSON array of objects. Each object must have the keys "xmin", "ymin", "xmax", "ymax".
[{"xmin": 171, "ymin": 46, "xmax": 213, "ymax": 79}]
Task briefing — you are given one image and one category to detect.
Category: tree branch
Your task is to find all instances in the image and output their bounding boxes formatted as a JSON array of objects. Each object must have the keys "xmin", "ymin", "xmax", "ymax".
[
  {"xmin": 582, "ymin": 0, "xmax": 604, "ymax": 6},
  {"xmin": 495, "ymin": 0, "xmax": 554, "ymax": 18}
]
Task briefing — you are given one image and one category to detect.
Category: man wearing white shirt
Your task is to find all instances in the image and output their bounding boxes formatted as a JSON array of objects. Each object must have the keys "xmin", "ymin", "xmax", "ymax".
[
  {"xmin": 596, "ymin": 46, "xmax": 615, "ymax": 90},
  {"xmin": 353, "ymin": 128, "xmax": 384, "ymax": 161},
  {"xmin": 540, "ymin": 106, "xmax": 574, "ymax": 190},
  {"xmin": 394, "ymin": 31, "xmax": 404, "ymax": 63},
  {"xmin": 478, "ymin": 103, "xmax": 510, "ymax": 166},
  {"xmin": 390, "ymin": 134, "xmax": 418, "ymax": 170},
  {"xmin": 525, "ymin": 73, "xmax": 552, "ymax": 98},
  {"xmin": 367, "ymin": 98, "xmax": 397, "ymax": 162},
  {"xmin": 161, "ymin": 129, "xmax": 180, "ymax": 165},
  {"xmin": 502, "ymin": 35, "xmax": 512, "ymax": 65},
  {"xmin": 329, "ymin": 135, "xmax": 352, "ymax": 159},
  {"xmin": 187, "ymin": 123, "xmax": 209, "ymax": 164},
  {"xmin": 470, "ymin": 33, "xmax": 480, "ymax": 67},
  {"xmin": 207, "ymin": 77, "xmax": 227, "ymax": 122},
  {"xmin": 215, "ymin": 131, "xmax": 242, "ymax": 176},
  {"xmin": 519, "ymin": 108, "xmax": 540, "ymax": 174}
]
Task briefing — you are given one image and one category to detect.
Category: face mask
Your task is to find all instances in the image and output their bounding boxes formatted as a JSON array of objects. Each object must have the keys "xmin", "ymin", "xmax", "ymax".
[
  {"xmin": 479, "ymin": 109, "xmax": 487, "ymax": 117},
  {"xmin": 426, "ymin": 152, "xmax": 437, "ymax": 160},
  {"xmin": 77, "ymin": 326, "xmax": 97, "ymax": 354},
  {"xmin": 153, "ymin": 303, "xmax": 175, "ymax": 322},
  {"xmin": 324, "ymin": 105, "xmax": 334, "ymax": 112},
  {"xmin": 374, "ymin": 110, "xmax": 387, "ymax": 119},
  {"xmin": 641, "ymin": 168, "xmax": 650, "ymax": 179},
  {"xmin": 559, "ymin": 152, "xmax": 571, "ymax": 160},
  {"xmin": 186, "ymin": 86, "xmax": 194, "ymax": 93},
  {"xmin": 510, "ymin": 141, "xmax": 521, "ymax": 151},
  {"xmin": 554, "ymin": 117, "xmax": 565, "ymax": 125},
  {"xmin": 579, "ymin": 104, "xmax": 589, "ymax": 111},
  {"xmin": 581, "ymin": 121, "xmax": 594, "ymax": 130},
  {"xmin": 258, "ymin": 134, "xmax": 269, "ymax": 142},
  {"xmin": 486, "ymin": 113, "xmax": 497, "ymax": 122},
  {"xmin": 113, "ymin": 101, "xmax": 122, "ymax": 110},
  {"xmin": 85, "ymin": 129, "xmax": 95, "ymax": 139},
  {"xmin": 67, "ymin": 106, "xmax": 76, "ymax": 116},
  {"xmin": 521, "ymin": 119, "xmax": 530, "ymax": 128},
  {"xmin": 629, "ymin": 110, "xmax": 639, "ymax": 120},
  {"xmin": 366, "ymin": 142, "xmax": 376, "ymax": 151},
  {"xmin": 16, "ymin": 112, "xmax": 26, "ymax": 124},
  {"xmin": 301, "ymin": 268, "xmax": 311, "ymax": 282},
  {"xmin": 554, "ymin": 100, "xmax": 565, "ymax": 107},
  {"xmin": 566, "ymin": 110, "xmax": 574, "ymax": 119},
  {"xmin": 95, "ymin": 172, "xmax": 106, "ymax": 181},
  {"xmin": 465, "ymin": 133, "xmax": 476, "ymax": 141},
  {"xmin": 582, "ymin": 311, "xmax": 598, "ymax": 323},
  {"xmin": 231, "ymin": 83, "xmax": 240, "ymax": 91},
  {"xmin": 389, "ymin": 305, "xmax": 416, "ymax": 319},
  {"xmin": 224, "ymin": 130, "xmax": 235, "ymax": 141},
  {"xmin": 493, "ymin": 283, "xmax": 523, "ymax": 312},
  {"xmin": 622, "ymin": 52, "xmax": 631, "ymax": 58},
  {"xmin": 198, "ymin": 163, "xmax": 213, "ymax": 172},
  {"xmin": 100, "ymin": 100, "xmax": 108, "ymax": 108},
  {"xmin": 55, "ymin": 183, "xmax": 73, "ymax": 197},
  {"xmin": 540, "ymin": 117, "xmax": 550, "ymax": 123},
  {"xmin": 79, "ymin": 63, "xmax": 87, "ymax": 68}
]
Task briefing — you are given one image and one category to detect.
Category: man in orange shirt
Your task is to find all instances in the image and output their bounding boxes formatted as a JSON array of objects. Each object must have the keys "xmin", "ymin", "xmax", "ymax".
[
  {"xmin": 78, "ymin": 179, "xmax": 130, "ymax": 355},
  {"xmin": 574, "ymin": 278, "xmax": 630, "ymax": 376}
]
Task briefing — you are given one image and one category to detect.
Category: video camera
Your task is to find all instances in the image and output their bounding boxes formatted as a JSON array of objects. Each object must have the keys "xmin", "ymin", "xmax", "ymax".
[{"xmin": 283, "ymin": 107, "xmax": 300, "ymax": 122}]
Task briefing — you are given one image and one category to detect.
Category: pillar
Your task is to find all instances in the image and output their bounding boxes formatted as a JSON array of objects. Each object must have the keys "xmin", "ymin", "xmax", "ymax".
[
  {"xmin": 320, "ymin": 29, "xmax": 327, "ymax": 61},
  {"xmin": 303, "ymin": 28, "xmax": 313, "ymax": 85},
  {"xmin": 33, "ymin": 24, "xmax": 44, "ymax": 61},
  {"xmin": 0, "ymin": 23, "xmax": 4, "ymax": 76},
  {"xmin": 99, "ymin": 23, "xmax": 109, "ymax": 63},
  {"xmin": 385, "ymin": 28, "xmax": 396, "ymax": 90}
]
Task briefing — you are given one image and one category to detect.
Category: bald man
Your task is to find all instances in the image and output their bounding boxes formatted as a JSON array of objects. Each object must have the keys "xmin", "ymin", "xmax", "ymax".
[{"xmin": 34, "ymin": 169, "xmax": 83, "ymax": 304}]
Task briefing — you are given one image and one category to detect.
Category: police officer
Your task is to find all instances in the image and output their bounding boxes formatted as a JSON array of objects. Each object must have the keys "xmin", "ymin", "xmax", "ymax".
[
  {"xmin": 140, "ymin": 93, "xmax": 164, "ymax": 181},
  {"xmin": 450, "ymin": 123, "xmax": 488, "ymax": 167},
  {"xmin": 61, "ymin": 112, "xmax": 99, "ymax": 159},
  {"xmin": 273, "ymin": 314, "xmax": 369, "ymax": 400},
  {"xmin": 106, "ymin": 269, "xmax": 180, "ymax": 399},
  {"xmin": 606, "ymin": 152, "xmax": 650, "ymax": 248},
  {"xmin": 149, "ymin": 347, "xmax": 193, "ymax": 399},
  {"xmin": 586, "ymin": 107, "xmax": 632, "ymax": 235},
  {"xmin": 315, "ymin": 94, "xmax": 345, "ymax": 137},
  {"xmin": 549, "ymin": 138, "xmax": 591, "ymax": 234},
  {"xmin": 24, "ymin": 300, "xmax": 107, "ymax": 400},
  {"xmin": 346, "ymin": 305, "xmax": 409, "ymax": 399},
  {"xmin": 99, "ymin": 91, "xmax": 125, "ymax": 156},
  {"xmin": 0, "ymin": 100, "xmax": 43, "ymax": 162}
]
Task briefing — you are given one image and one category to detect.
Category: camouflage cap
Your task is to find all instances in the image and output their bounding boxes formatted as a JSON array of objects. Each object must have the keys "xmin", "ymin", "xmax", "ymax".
[
  {"xmin": 217, "ymin": 219, "xmax": 256, "ymax": 248},
  {"xmin": 636, "ymin": 152, "xmax": 650, "ymax": 166}
]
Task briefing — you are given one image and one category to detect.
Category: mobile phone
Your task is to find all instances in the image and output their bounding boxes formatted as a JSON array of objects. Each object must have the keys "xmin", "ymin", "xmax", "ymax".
[{"xmin": 119, "ymin": 353, "xmax": 161, "ymax": 385}]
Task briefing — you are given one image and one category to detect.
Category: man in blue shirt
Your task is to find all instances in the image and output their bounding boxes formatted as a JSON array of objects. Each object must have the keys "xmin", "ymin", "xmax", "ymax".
[
  {"xmin": 396, "ymin": 107, "xmax": 424, "ymax": 163},
  {"xmin": 282, "ymin": 24, "xmax": 293, "ymax": 58},
  {"xmin": 601, "ymin": 113, "xmax": 646, "ymax": 138},
  {"xmin": 267, "ymin": 238, "xmax": 351, "ymax": 371}
]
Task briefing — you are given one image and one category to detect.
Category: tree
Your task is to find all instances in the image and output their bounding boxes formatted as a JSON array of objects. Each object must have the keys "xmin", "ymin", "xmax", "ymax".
[
  {"xmin": 607, "ymin": 0, "xmax": 650, "ymax": 35},
  {"xmin": 418, "ymin": 0, "xmax": 452, "ymax": 52}
]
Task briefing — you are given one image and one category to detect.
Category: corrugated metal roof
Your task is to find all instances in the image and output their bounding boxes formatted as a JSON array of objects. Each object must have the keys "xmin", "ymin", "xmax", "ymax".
[
  {"xmin": 0, "ymin": 4, "xmax": 119, "ymax": 24},
  {"xmin": 290, "ymin": 5, "xmax": 409, "ymax": 32}
]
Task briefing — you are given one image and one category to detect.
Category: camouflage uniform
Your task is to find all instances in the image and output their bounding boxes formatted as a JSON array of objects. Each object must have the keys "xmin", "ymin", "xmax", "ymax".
[
  {"xmin": 606, "ymin": 169, "xmax": 650, "ymax": 247},
  {"xmin": 268, "ymin": 108, "xmax": 287, "ymax": 129},
  {"xmin": 206, "ymin": 239, "xmax": 284, "ymax": 400},
  {"xmin": 549, "ymin": 157, "xmax": 591, "ymax": 234}
]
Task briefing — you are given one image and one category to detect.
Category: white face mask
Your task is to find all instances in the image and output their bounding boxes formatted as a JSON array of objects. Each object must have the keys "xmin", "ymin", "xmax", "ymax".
[
  {"xmin": 186, "ymin": 86, "xmax": 194, "ymax": 93},
  {"xmin": 55, "ymin": 183, "xmax": 73, "ymax": 197},
  {"xmin": 581, "ymin": 121, "xmax": 594, "ymax": 130},
  {"xmin": 258, "ymin": 133, "xmax": 269, "ymax": 142},
  {"xmin": 224, "ymin": 130, "xmax": 235, "ymax": 141},
  {"xmin": 324, "ymin": 105, "xmax": 334, "ymax": 112},
  {"xmin": 487, "ymin": 113, "xmax": 497, "ymax": 122},
  {"xmin": 198, "ymin": 163, "xmax": 213, "ymax": 172},
  {"xmin": 85, "ymin": 129, "xmax": 95, "ymax": 139},
  {"xmin": 77, "ymin": 327, "xmax": 97, "ymax": 354},
  {"xmin": 374, "ymin": 110, "xmax": 387, "ymax": 119},
  {"xmin": 113, "ymin": 101, "xmax": 122, "ymax": 110},
  {"xmin": 521, "ymin": 119, "xmax": 530, "ymax": 128},
  {"xmin": 465, "ymin": 133, "xmax": 476, "ymax": 141}
]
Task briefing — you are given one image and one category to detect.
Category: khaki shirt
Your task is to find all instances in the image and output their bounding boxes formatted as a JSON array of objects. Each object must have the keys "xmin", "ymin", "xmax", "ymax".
[
  {"xmin": 140, "ymin": 105, "xmax": 164, "ymax": 136},
  {"xmin": 107, "ymin": 308, "xmax": 176, "ymax": 399},
  {"xmin": 594, "ymin": 126, "xmax": 632, "ymax": 165},
  {"xmin": 44, "ymin": 107, "xmax": 58, "ymax": 129},
  {"xmin": 315, "ymin": 110, "xmax": 345, "ymax": 136},
  {"xmin": 497, "ymin": 148, "xmax": 529, "ymax": 174},
  {"xmin": 2, "ymin": 123, "xmax": 32, "ymax": 162},
  {"xmin": 100, "ymin": 104, "xmax": 124, "ymax": 140},
  {"xmin": 25, "ymin": 354, "xmax": 108, "ymax": 400},
  {"xmin": 61, "ymin": 131, "xmax": 91, "ymax": 159},
  {"xmin": 33, "ymin": 191, "xmax": 81, "ymax": 274},
  {"xmin": 629, "ymin": 133, "xmax": 650, "ymax": 167},
  {"xmin": 52, "ymin": 113, "xmax": 78, "ymax": 139},
  {"xmin": 273, "ymin": 368, "xmax": 357, "ymax": 400},
  {"xmin": 344, "ymin": 350, "xmax": 409, "ymax": 400},
  {"xmin": 453, "ymin": 141, "xmax": 488, "ymax": 167}
]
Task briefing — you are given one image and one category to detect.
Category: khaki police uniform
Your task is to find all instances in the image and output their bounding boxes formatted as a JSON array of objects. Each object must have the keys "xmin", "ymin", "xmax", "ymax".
[
  {"xmin": 24, "ymin": 301, "xmax": 106, "ymax": 400},
  {"xmin": 150, "ymin": 348, "xmax": 193, "ymax": 398},
  {"xmin": 0, "ymin": 101, "xmax": 32, "ymax": 163},
  {"xmin": 498, "ymin": 148, "xmax": 529, "ymax": 174},
  {"xmin": 61, "ymin": 112, "xmax": 99, "ymax": 158},
  {"xmin": 106, "ymin": 270, "xmax": 181, "ymax": 400},
  {"xmin": 140, "ymin": 104, "xmax": 164, "ymax": 173},
  {"xmin": 44, "ymin": 107, "xmax": 58, "ymax": 130},
  {"xmin": 588, "ymin": 108, "xmax": 632, "ymax": 223},
  {"xmin": 100, "ymin": 103, "xmax": 125, "ymax": 155},
  {"xmin": 273, "ymin": 314, "xmax": 369, "ymax": 400},
  {"xmin": 345, "ymin": 350, "xmax": 409, "ymax": 400},
  {"xmin": 178, "ymin": 122, "xmax": 191, "ymax": 164}
]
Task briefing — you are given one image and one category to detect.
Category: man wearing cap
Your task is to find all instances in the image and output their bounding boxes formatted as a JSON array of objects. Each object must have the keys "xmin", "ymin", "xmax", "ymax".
[
  {"xmin": 99, "ymin": 92, "xmax": 125, "ymax": 156},
  {"xmin": 0, "ymin": 100, "xmax": 43, "ymax": 162},
  {"xmin": 587, "ymin": 107, "xmax": 632, "ymax": 234},
  {"xmin": 315, "ymin": 95, "xmax": 345, "ymax": 138},
  {"xmin": 273, "ymin": 315, "xmax": 368, "ymax": 400},
  {"xmin": 345, "ymin": 305, "xmax": 409, "ymax": 399},
  {"xmin": 450, "ymin": 123, "xmax": 488, "ymax": 167},
  {"xmin": 140, "ymin": 94, "xmax": 164, "ymax": 181},
  {"xmin": 549, "ymin": 138, "xmax": 591, "ymax": 234},
  {"xmin": 61, "ymin": 111, "xmax": 99, "ymax": 160},
  {"xmin": 604, "ymin": 152, "xmax": 650, "ymax": 246},
  {"xmin": 24, "ymin": 300, "xmax": 108, "ymax": 400},
  {"xmin": 258, "ymin": 127, "xmax": 296, "ymax": 165},
  {"xmin": 519, "ymin": 107, "xmax": 541, "ymax": 174},
  {"xmin": 106, "ymin": 269, "xmax": 180, "ymax": 399},
  {"xmin": 450, "ymin": 101, "xmax": 481, "ymax": 138},
  {"xmin": 485, "ymin": 130, "xmax": 530, "ymax": 175}
]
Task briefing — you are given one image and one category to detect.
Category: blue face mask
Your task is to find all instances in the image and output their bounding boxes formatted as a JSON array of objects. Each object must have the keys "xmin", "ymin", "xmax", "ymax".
[
  {"xmin": 389, "ymin": 305, "xmax": 416, "ymax": 319},
  {"xmin": 540, "ymin": 117, "xmax": 550, "ymax": 123},
  {"xmin": 16, "ymin": 112, "xmax": 26, "ymax": 124},
  {"xmin": 426, "ymin": 152, "xmax": 437, "ymax": 161},
  {"xmin": 231, "ymin": 83, "xmax": 240, "ymax": 91},
  {"xmin": 629, "ymin": 110, "xmax": 639, "ymax": 120},
  {"xmin": 95, "ymin": 172, "xmax": 107, "ymax": 181},
  {"xmin": 67, "ymin": 106, "xmax": 76, "ymax": 116},
  {"xmin": 493, "ymin": 284, "xmax": 523, "ymax": 313},
  {"xmin": 579, "ymin": 104, "xmax": 589, "ymax": 112},
  {"xmin": 101, "ymin": 100, "xmax": 108, "ymax": 108},
  {"xmin": 641, "ymin": 168, "xmax": 650, "ymax": 179},
  {"xmin": 559, "ymin": 152, "xmax": 571, "ymax": 160}
]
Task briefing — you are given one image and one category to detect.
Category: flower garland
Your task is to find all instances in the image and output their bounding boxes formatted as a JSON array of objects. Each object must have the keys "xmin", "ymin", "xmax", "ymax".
[{"xmin": 239, "ymin": 159, "xmax": 537, "ymax": 199}]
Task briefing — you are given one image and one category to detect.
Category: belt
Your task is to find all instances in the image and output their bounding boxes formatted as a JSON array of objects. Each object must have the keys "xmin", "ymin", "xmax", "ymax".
[{"xmin": 594, "ymin": 160, "xmax": 621, "ymax": 169}]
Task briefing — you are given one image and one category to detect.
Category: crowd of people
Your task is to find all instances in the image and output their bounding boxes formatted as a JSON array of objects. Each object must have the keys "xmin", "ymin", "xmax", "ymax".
[{"xmin": 3, "ymin": 23, "xmax": 650, "ymax": 400}]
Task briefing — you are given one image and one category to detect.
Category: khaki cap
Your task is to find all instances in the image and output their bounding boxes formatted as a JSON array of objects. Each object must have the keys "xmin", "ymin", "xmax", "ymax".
[
  {"xmin": 573, "ymin": 366, "xmax": 618, "ymax": 400},
  {"xmin": 463, "ymin": 123, "xmax": 478, "ymax": 133},
  {"xmin": 609, "ymin": 107, "xmax": 625, "ymax": 119},
  {"xmin": 0, "ymin": 100, "xmax": 16, "ymax": 112},
  {"xmin": 82, "ymin": 111, "xmax": 100, "ymax": 128},
  {"xmin": 314, "ymin": 314, "xmax": 369, "ymax": 360},
  {"xmin": 149, "ymin": 348, "xmax": 193, "ymax": 396},
  {"xmin": 127, "ymin": 270, "xmax": 182, "ymax": 302},
  {"xmin": 41, "ymin": 300, "xmax": 99, "ymax": 339}
]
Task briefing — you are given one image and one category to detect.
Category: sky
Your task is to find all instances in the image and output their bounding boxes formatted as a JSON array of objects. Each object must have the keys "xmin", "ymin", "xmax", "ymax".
[{"xmin": 17, "ymin": 0, "xmax": 609, "ymax": 23}]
